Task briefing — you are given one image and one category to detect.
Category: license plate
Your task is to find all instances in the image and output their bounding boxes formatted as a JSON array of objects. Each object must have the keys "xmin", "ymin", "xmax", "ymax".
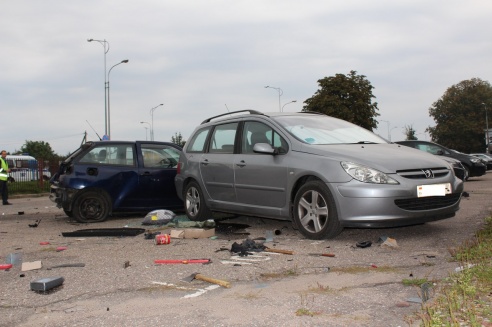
[{"xmin": 417, "ymin": 183, "xmax": 451, "ymax": 197}]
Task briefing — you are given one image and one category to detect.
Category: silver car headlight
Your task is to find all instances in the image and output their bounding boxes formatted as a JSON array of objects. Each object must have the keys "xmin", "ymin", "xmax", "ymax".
[{"xmin": 341, "ymin": 162, "xmax": 399, "ymax": 184}]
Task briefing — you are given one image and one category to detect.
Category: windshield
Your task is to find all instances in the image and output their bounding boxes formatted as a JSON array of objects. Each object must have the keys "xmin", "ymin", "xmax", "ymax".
[{"xmin": 273, "ymin": 114, "xmax": 387, "ymax": 145}]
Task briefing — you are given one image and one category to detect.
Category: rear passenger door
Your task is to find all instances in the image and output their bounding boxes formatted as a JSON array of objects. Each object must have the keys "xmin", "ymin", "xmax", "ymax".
[
  {"xmin": 199, "ymin": 122, "xmax": 238, "ymax": 203},
  {"xmin": 136, "ymin": 143, "xmax": 182, "ymax": 209}
]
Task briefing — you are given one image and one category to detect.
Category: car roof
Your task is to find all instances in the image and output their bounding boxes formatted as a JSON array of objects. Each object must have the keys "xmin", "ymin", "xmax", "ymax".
[{"xmin": 200, "ymin": 110, "xmax": 325, "ymax": 124}]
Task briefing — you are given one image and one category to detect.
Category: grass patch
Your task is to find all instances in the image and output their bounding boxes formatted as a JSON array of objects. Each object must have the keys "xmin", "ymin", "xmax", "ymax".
[
  {"xmin": 415, "ymin": 217, "xmax": 492, "ymax": 326},
  {"xmin": 402, "ymin": 278, "xmax": 429, "ymax": 287},
  {"xmin": 260, "ymin": 266, "xmax": 299, "ymax": 279},
  {"xmin": 330, "ymin": 265, "xmax": 399, "ymax": 274}
]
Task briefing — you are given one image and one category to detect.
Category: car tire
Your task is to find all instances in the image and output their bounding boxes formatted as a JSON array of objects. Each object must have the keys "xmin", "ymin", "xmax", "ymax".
[
  {"xmin": 63, "ymin": 209, "xmax": 73, "ymax": 217},
  {"xmin": 293, "ymin": 180, "xmax": 342, "ymax": 239},
  {"xmin": 184, "ymin": 181, "xmax": 212, "ymax": 221},
  {"xmin": 72, "ymin": 190, "xmax": 110, "ymax": 223}
]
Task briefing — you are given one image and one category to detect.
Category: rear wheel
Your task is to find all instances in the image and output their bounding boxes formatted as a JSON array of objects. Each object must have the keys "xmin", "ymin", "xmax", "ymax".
[
  {"xmin": 184, "ymin": 181, "xmax": 212, "ymax": 221},
  {"xmin": 72, "ymin": 190, "xmax": 110, "ymax": 223},
  {"xmin": 293, "ymin": 180, "xmax": 342, "ymax": 239}
]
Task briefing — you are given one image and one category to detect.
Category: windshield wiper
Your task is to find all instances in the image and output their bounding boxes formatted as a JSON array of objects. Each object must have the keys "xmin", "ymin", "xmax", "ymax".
[{"xmin": 356, "ymin": 141, "xmax": 377, "ymax": 144}]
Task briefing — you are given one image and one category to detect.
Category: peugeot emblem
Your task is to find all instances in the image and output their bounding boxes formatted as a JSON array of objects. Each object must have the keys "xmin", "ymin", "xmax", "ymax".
[{"xmin": 422, "ymin": 169, "xmax": 434, "ymax": 179}]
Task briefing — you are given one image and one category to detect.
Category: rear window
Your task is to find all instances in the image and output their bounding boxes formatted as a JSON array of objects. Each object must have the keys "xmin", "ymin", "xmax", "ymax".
[
  {"xmin": 186, "ymin": 127, "xmax": 211, "ymax": 153},
  {"xmin": 78, "ymin": 145, "xmax": 135, "ymax": 166}
]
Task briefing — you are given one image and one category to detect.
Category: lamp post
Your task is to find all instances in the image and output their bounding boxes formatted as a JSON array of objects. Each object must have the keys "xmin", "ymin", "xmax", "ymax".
[
  {"xmin": 140, "ymin": 122, "xmax": 151, "ymax": 140},
  {"xmin": 150, "ymin": 104, "xmax": 163, "ymax": 141},
  {"xmin": 106, "ymin": 59, "xmax": 129, "ymax": 140},
  {"xmin": 483, "ymin": 103, "xmax": 490, "ymax": 153},
  {"xmin": 281, "ymin": 100, "xmax": 297, "ymax": 112},
  {"xmin": 265, "ymin": 86, "xmax": 283, "ymax": 112},
  {"xmin": 87, "ymin": 38, "xmax": 109, "ymax": 136}
]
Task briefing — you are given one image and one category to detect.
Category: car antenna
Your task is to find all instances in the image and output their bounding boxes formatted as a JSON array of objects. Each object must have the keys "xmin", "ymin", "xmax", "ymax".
[
  {"xmin": 86, "ymin": 120, "xmax": 102, "ymax": 141},
  {"xmin": 225, "ymin": 104, "xmax": 230, "ymax": 112}
]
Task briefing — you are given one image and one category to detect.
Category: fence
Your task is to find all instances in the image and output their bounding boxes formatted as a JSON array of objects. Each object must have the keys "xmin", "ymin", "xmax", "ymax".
[{"xmin": 7, "ymin": 159, "xmax": 60, "ymax": 195}]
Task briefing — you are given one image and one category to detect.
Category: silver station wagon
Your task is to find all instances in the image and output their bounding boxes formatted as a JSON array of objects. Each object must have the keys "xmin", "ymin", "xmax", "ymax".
[{"xmin": 175, "ymin": 110, "xmax": 464, "ymax": 239}]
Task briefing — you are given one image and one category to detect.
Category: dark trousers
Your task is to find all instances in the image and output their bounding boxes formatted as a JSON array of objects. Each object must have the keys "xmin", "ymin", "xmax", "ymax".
[{"xmin": 0, "ymin": 180, "xmax": 8, "ymax": 204}]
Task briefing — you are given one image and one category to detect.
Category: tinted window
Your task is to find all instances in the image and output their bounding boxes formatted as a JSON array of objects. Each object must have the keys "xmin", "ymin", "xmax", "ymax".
[
  {"xmin": 209, "ymin": 123, "xmax": 238, "ymax": 153},
  {"xmin": 141, "ymin": 144, "xmax": 180, "ymax": 168},
  {"xmin": 79, "ymin": 145, "xmax": 135, "ymax": 166},
  {"xmin": 186, "ymin": 127, "xmax": 211, "ymax": 153}
]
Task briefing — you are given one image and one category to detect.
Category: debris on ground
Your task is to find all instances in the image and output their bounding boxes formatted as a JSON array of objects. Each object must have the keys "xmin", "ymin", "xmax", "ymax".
[
  {"xmin": 231, "ymin": 238, "xmax": 266, "ymax": 256},
  {"xmin": 30, "ymin": 276, "xmax": 64, "ymax": 292},
  {"xmin": 181, "ymin": 272, "xmax": 231, "ymax": 288},
  {"xmin": 380, "ymin": 237, "xmax": 399, "ymax": 249},
  {"xmin": 62, "ymin": 228, "xmax": 146, "ymax": 237},
  {"xmin": 141, "ymin": 210, "xmax": 176, "ymax": 225},
  {"xmin": 21, "ymin": 261, "xmax": 42, "ymax": 272},
  {"xmin": 356, "ymin": 241, "xmax": 372, "ymax": 248},
  {"xmin": 46, "ymin": 263, "xmax": 85, "ymax": 270}
]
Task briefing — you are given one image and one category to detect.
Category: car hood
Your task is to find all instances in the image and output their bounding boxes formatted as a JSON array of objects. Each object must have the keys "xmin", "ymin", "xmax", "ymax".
[{"xmin": 295, "ymin": 143, "xmax": 451, "ymax": 173}]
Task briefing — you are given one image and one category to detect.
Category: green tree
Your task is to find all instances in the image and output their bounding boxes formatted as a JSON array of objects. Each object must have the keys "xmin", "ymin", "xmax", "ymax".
[
  {"xmin": 17, "ymin": 140, "xmax": 56, "ymax": 161},
  {"xmin": 405, "ymin": 125, "xmax": 418, "ymax": 140},
  {"xmin": 171, "ymin": 132, "xmax": 186, "ymax": 147},
  {"xmin": 427, "ymin": 78, "xmax": 492, "ymax": 153},
  {"xmin": 303, "ymin": 70, "xmax": 380, "ymax": 130}
]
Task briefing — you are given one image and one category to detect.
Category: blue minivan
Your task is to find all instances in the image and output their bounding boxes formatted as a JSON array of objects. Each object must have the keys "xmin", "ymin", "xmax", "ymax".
[{"xmin": 50, "ymin": 141, "xmax": 183, "ymax": 223}]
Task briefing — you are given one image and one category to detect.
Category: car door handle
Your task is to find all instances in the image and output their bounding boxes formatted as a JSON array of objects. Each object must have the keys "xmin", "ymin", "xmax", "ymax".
[
  {"xmin": 141, "ymin": 171, "xmax": 151, "ymax": 176},
  {"xmin": 236, "ymin": 160, "xmax": 246, "ymax": 167},
  {"xmin": 201, "ymin": 159, "xmax": 209, "ymax": 166}
]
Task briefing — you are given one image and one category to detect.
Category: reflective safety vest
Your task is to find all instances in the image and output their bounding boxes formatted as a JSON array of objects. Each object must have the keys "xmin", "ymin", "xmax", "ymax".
[{"xmin": 0, "ymin": 158, "xmax": 8, "ymax": 181}]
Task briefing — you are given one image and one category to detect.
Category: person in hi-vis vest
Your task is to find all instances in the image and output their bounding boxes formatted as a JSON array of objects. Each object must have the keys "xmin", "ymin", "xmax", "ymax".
[{"xmin": 0, "ymin": 150, "xmax": 12, "ymax": 205}]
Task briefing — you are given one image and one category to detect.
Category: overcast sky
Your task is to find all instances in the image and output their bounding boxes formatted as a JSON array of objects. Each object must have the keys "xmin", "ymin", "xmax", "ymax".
[{"xmin": 1, "ymin": 1, "xmax": 491, "ymax": 155}]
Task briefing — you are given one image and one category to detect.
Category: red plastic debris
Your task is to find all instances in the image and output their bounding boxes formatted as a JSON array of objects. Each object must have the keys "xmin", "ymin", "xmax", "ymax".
[{"xmin": 0, "ymin": 264, "xmax": 13, "ymax": 270}]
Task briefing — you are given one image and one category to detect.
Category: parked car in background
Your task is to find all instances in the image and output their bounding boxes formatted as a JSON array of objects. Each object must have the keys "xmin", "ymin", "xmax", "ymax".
[
  {"xmin": 175, "ymin": 110, "xmax": 464, "ymax": 240},
  {"xmin": 50, "ymin": 141, "xmax": 183, "ymax": 223},
  {"xmin": 470, "ymin": 153, "xmax": 492, "ymax": 170},
  {"xmin": 6, "ymin": 155, "xmax": 51, "ymax": 182},
  {"xmin": 395, "ymin": 140, "xmax": 486, "ymax": 180}
]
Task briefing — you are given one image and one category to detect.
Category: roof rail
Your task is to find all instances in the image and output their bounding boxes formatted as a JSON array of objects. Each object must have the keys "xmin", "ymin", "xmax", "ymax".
[{"xmin": 201, "ymin": 109, "xmax": 264, "ymax": 124}]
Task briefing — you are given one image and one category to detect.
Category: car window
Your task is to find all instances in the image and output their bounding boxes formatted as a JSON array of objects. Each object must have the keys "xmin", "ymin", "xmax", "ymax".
[
  {"xmin": 273, "ymin": 115, "xmax": 385, "ymax": 144},
  {"xmin": 208, "ymin": 123, "xmax": 238, "ymax": 153},
  {"xmin": 186, "ymin": 127, "xmax": 211, "ymax": 153},
  {"xmin": 79, "ymin": 145, "xmax": 135, "ymax": 166},
  {"xmin": 416, "ymin": 143, "xmax": 445, "ymax": 155},
  {"xmin": 242, "ymin": 121, "xmax": 288, "ymax": 154},
  {"xmin": 141, "ymin": 144, "xmax": 180, "ymax": 168}
]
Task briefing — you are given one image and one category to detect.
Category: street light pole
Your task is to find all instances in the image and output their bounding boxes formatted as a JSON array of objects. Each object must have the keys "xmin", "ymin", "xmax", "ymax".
[
  {"xmin": 87, "ymin": 38, "xmax": 109, "ymax": 136},
  {"xmin": 265, "ymin": 86, "xmax": 283, "ymax": 112},
  {"xmin": 281, "ymin": 100, "xmax": 297, "ymax": 112},
  {"xmin": 149, "ymin": 104, "xmax": 164, "ymax": 141},
  {"xmin": 140, "ymin": 122, "xmax": 151, "ymax": 141},
  {"xmin": 483, "ymin": 103, "xmax": 490, "ymax": 153},
  {"xmin": 106, "ymin": 59, "xmax": 129, "ymax": 139}
]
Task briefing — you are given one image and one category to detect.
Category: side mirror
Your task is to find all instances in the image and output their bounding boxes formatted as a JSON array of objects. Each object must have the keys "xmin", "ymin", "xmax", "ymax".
[
  {"xmin": 436, "ymin": 150, "xmax": 444, "ymax": 155},
  {"xmin": 253, "ymin": 143, "xmax": 278, "ymax": 155}
]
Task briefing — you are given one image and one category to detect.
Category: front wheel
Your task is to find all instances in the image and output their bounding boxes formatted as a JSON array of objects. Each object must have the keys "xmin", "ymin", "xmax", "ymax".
[
  {"xmin": 72, "ymin": 190, "xmax": 110, "ymax": 223},
  {"xmin": 184, "ymin": 181, "xmax": 212, "ymax": 221},
  {"xmin": 293, "ymin": 180, "xmax": 342, "ymax": 239}
]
